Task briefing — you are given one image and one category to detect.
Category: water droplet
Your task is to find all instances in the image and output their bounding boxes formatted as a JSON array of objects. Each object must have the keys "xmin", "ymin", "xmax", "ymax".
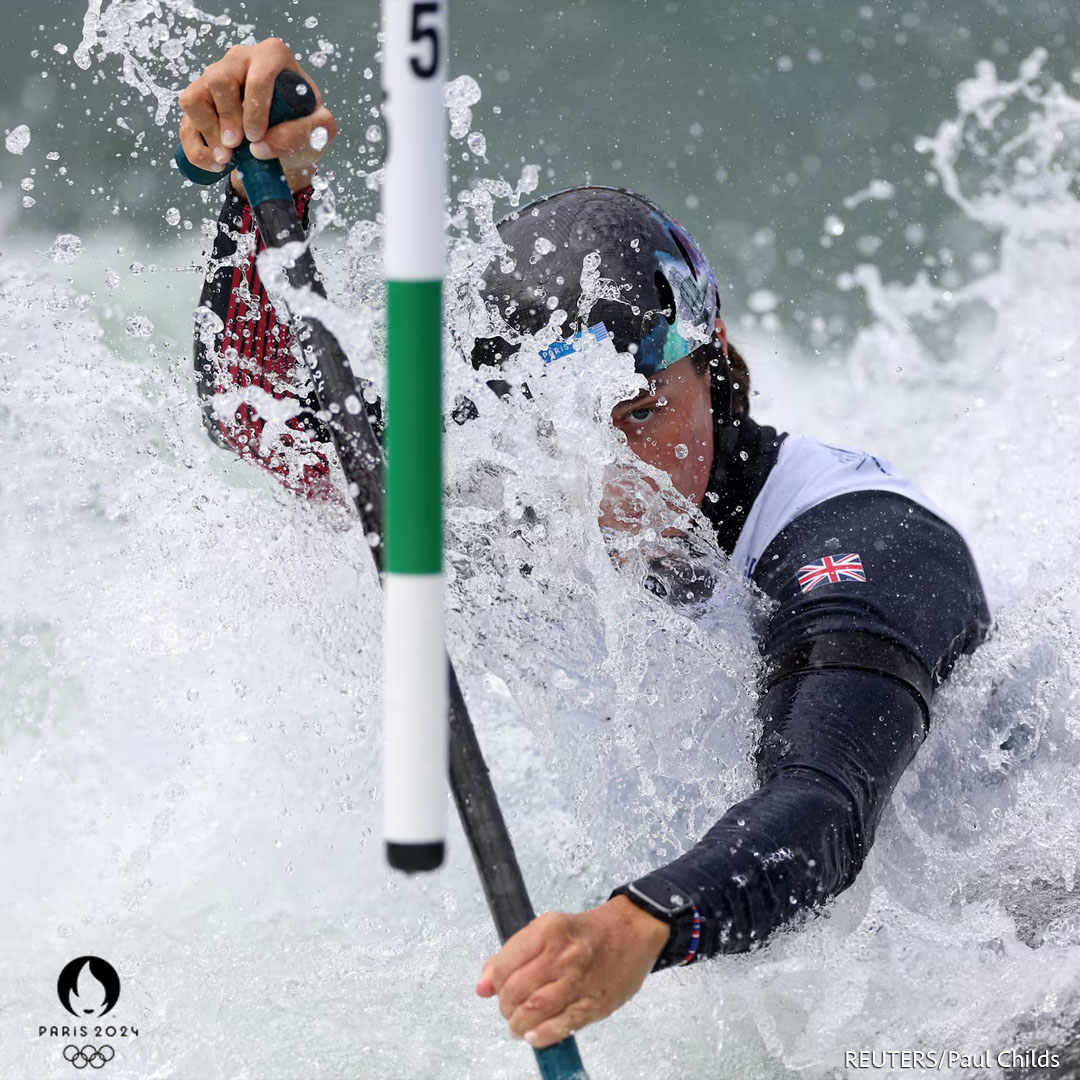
[
  {"xmin": 48, "ymin": 234, "xmax": 82, "ymax": 265},
  {"xmin": 5, "ymin": 124, "xmax": 31, "ymax": 155},
  {"xmin": 674, "ymin": 443, "xmax": 689, "ymax": 460},
  {"xmin": 165, "ymin": 207, "xmax": 181, "ymax": 226},
  {"xmin": 304, "ymin": 15, "xmax": 319, "ymax": 27},
  {"xmin": 309, "ymin": 125, "xmax": 329, "ymax": 151},
  {"xmin": 125, "ymin": 315, "xmax": 154, "ymax": 337},
  {"xmin": 445, "ymin": 74, "xmax": 482, "ymax": 109},
  {"xmin": 445, "ymin": 75, "xmax": 481, "ymax": 138},
  {"xmin": 747, "ymin": 289, "xmax": 778, "ymax": 314},
  {"xmin": 58, "ymin": 923, "xmax": 74, "ymax": 938}
]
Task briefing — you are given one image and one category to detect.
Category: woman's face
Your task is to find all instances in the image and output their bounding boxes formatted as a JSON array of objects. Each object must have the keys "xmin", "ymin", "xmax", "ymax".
[{"xmin": 600, "ymin": 354, "xmax": 715, "ymax": 531}]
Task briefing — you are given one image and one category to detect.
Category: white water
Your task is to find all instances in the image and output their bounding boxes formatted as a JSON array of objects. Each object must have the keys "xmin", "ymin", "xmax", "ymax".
[{"xmin": 2, "ymin": 26, "xmax": 1080, "ymax": 1080}]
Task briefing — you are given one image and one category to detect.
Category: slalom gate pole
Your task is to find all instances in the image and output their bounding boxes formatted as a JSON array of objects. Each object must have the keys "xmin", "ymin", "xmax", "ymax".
[
  {"xmin": 175, "ymin": 68, "xmax": 589, "ymax": 1080},
  {"xmin": 381, "ymin": 0, "xmax": 448, "ymax": 876}
]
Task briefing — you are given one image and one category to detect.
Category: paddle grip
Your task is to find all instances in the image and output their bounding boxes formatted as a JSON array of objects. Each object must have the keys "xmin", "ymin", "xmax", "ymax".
[{"xmin": 173, "ymin": 69, "xmax": 318, "ymax": 206}]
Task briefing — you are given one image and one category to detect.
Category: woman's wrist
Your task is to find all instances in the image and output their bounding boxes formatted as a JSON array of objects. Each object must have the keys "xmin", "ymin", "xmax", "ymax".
[{"xmin": 606, "ymin": 894, "xmax": 672, "ymax": 969}]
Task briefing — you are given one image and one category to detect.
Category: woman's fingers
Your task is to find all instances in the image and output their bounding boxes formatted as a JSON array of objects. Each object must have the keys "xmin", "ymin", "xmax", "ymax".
[
  {"xmin": 242, "ymin": 38, "xmax": 310, "ymax": 143},
  {"xmin": 480, "ymin": 912, "xmax": 564, "ymax": 998},
  {"xmin": 178, "ymin": 112, "xmax": 220, "ymax": 174},
  {"xmin": 249, "ymin": 107, "xmax": 338, "ymax": 163},
  {"xmin": 495, "ymin": 951, "xmax": 564, "ymax": 1022},
  {"xmin": 178, "ymin": 82, "xmax": 224, "ymax": 161},
  {"xmin": 522, "ymin": 997, "xmax": 598, "ymax": 1050},
  {"xmin": 179, "ymin": 48, "xmax": 249, "ymax": 163},
  {"xmin": 207, "ymin": 68, "xmax": 244, "ymax": 152},
  {"xmin": 506, "ymin": 973, "xmax": 581, "ymax": 1038}
]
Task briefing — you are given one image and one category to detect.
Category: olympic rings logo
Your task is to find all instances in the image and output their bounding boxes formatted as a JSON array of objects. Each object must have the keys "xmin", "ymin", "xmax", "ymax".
[{"xmin": 63, "ymin": 1044, "xmax": 115, "ymax": 1069}]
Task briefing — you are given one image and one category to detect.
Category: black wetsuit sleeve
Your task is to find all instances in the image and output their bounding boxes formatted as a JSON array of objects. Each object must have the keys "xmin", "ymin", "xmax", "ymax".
[
  {"xmin": 193, "ymin": 185, "xmax": 351, "ymax": 497},
  {"xmin": 611, "ymin": 490, "xmax": 991, "ymax": 968},
  {"xmin": 194, "ymin": 185, "xmax": 386, "ymax": 495}
]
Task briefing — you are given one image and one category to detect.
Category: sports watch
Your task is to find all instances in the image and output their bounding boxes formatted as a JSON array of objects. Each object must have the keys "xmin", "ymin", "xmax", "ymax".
[{"xmin": 610, "ymin": 877, "xmax": 703, "ymax": 971}]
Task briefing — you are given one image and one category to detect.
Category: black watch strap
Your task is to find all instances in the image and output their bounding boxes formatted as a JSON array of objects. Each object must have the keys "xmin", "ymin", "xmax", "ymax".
[{"xmin": 610, "ymin": 876, "xmax": 702, "ymax": 972}]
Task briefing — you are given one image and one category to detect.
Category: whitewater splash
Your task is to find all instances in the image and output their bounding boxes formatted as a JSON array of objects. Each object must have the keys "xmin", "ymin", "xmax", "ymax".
[{"xmin": 2, "ymin": 24, "xmax": 1080, "ymax": 1080}]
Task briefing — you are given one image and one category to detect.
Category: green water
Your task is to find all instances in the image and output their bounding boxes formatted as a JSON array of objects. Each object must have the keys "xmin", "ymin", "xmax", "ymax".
[{"xmin": 3, "ymin": 0, "xmax": 1077, "ymax": 344}]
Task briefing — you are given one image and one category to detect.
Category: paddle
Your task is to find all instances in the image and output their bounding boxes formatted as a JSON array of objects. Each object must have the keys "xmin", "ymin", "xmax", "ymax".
[{"xmin": 174, "ymin": 69, "xmax": 589, "ymax": 1080}]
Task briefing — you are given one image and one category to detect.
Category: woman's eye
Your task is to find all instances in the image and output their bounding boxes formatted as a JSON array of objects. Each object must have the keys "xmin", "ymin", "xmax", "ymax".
[{"xmin": 629, "ymin": 406, "xmax": 654, "ymax": 423}]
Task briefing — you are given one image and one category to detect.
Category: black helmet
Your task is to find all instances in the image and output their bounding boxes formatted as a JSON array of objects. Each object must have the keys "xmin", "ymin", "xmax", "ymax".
[{"xmin": 470, "ymin": 185, "xmax": 736, "ymax": 431}]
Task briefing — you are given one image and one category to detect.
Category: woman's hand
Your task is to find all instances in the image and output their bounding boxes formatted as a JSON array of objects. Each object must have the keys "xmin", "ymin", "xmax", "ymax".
[
  {"xmin": 177, "ymin": 38, "xmax": 338, "ymax": 200},
  {"xmin": 598, "ymin": 465, "xmax": 655, "ymax": 533},
  {"xmin": 475, "ymin": 897, "xmax": 670, "ymax": 1049}
]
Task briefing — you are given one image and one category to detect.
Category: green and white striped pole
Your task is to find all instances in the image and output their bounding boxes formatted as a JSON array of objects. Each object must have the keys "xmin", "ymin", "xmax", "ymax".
[{"xmin": 382, "ymin": 0, "xmax": 449, "ymax": 873}]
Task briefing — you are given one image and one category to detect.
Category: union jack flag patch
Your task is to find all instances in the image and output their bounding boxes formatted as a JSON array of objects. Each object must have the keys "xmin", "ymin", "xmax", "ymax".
[{"xmin": 797, "ymin": 553, "xmax": 866, "ymax": 593}]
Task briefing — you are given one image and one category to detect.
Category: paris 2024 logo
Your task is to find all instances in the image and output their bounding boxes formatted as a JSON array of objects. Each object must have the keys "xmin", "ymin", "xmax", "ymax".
[{"xmin": 38, "ymin": 956, "xmax": 140, "ymax": 1071}]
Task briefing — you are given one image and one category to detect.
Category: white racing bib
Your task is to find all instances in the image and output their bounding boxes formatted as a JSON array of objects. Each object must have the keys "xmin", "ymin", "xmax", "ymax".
[{"xmin": 731, "ymin": 436, "xmax": 984, "ymax": 594}]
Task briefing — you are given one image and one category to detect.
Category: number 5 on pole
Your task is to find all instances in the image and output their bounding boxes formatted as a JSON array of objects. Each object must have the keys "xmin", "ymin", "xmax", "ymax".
[{"xmin": 382, "ymin": 0, "xmax": 449, "ymax": 873}]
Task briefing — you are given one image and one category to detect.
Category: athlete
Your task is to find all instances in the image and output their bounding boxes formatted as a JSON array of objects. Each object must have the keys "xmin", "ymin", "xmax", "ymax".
[{"xmin": 179, "ymin": 41, "xmax": 992, "ymax": 1051}]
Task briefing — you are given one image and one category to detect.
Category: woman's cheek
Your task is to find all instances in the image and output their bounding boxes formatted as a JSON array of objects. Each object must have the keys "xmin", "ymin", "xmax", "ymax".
[
  {"xmin": 602, "ymin": 460, "xmax": 685, "ymax": 529},
  {"xmin": 673, "ymin": 414, "xmax": 714, "ymax": 505},
  {"xmin": 598, "ymin": 466, "xmax": 652, "ymax": 531}
]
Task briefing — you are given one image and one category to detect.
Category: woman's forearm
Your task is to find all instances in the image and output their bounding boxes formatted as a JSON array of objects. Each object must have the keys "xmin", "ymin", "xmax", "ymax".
[{"xmin": 613, "ymin": 667, "xmax": 927, "ymax": 966}]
